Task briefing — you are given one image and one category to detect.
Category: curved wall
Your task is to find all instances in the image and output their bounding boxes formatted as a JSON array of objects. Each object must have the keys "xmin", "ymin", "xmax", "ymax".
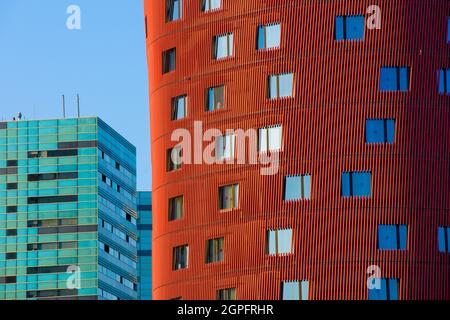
[{"xmin": 145, "ymin": 0, "xmax": 450, "ymax": 299}]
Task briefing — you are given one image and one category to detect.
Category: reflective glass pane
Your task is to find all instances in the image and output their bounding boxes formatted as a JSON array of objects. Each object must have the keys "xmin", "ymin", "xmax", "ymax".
[
  {"xmin": 282, "ymin": 282, "xmax": 299, "ymax": 300},
  {"xmin": 380, "ymin": 67, "xmax": 398, "ymax": 91},
  {"xmin": 346, "ymin": 16, "xmax": 365, "ymax": 40},
  {"xmin": 266, "ymin": 24, "xmax": 281, "ymax": 48},
  {"xmin": 284, "ymin": 176, "xmax": 301, "ymax": 201},
  {"xmin": 277, "ymin": 229, "xmax": 292, "ymax": 254},
  {"xmin": 378, "ymin": 225, "xmax": 397, "ymax": 250},
  {"xmin": 278, "ymin": 73, "xmax": 293, "ymax": 98}
]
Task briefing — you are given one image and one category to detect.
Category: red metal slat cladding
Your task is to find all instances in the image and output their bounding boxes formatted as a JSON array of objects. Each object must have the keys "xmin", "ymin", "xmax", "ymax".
[{"xmin": 145, "ymin": 0, "xmax": 450, "ymax": 300}]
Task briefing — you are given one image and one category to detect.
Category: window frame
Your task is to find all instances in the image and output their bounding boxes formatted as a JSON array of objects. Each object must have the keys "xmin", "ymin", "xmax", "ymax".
[
  {"xmin": 206, "ymin": 85, "xmax": 225, "ymax": 111},
  {"xmin": 257, "ymin": 23, "xmax": 281, "ymax": 50},
  {"xmin": 218, "ymin": 183, "xmax": 239, "ymax": 210},
  {"xmin": 205, "ymin": 237, "xmax": 225, "ymax": 264},
  {"xmin": 162, "ymin": 48, "xmax": 176, "ymax": 74},
  {"xmin": 266, "ymin": 228, "xmax": 293, "ymax": 255},
  {"xmin": 166, "ymin": 0, "xmax": 182, "ymax": 22},
  {"xmin": 268, "ymin": 73, "xmax": 294, "ymax": 99},
  {"xmin": 283, "ymin": 174, "xmax": 311, "ymax": 201},
  {"xmin": 173, "ymin": 244, "xmax": 189, "ymax": 270},
  {"xmin": 171, "ymin": 95, "xmax": 187, "ymax": 120},
  {"xmin": 201, "ymin": 0, "xmax": 221, "ymax": 13},
  {"xmin": 169, "ymin": 195, "xmax": 184, "ymax": 221},
  {"xmin": 213, "ymin": 33, "xmax": 234, "ymax": 60}
]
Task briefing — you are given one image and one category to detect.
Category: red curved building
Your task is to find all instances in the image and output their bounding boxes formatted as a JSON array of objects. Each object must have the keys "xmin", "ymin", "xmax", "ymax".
[{"xmin": 145, "ymin": 0, "xmax": 450, "ymax": 300}]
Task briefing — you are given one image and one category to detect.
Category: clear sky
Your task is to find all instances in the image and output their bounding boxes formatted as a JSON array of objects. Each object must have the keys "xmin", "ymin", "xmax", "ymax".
[{"xmin": 0, "ymin": 0, "xmax": 151, "ymax": 190}]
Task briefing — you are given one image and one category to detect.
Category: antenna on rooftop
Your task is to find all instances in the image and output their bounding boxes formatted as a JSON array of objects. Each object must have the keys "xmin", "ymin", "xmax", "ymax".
[
  {"xmin": 62, "ymin": 95, "xmax": 66, "ymax": 118},
  {"xmin": 77, "ymin": 94, "xmax": 81, "ymax": 118}
]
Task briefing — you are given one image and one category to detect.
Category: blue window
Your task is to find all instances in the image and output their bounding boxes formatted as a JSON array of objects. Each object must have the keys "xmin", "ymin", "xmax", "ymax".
[
  {"xmin": 335, "ymin": 15, "xmax": 365, "ymax": 41},
  {"xmin": 447, "ymin": 17, "xmax": 450, "ymax": 43},
  {"xmin": 283, "ymin": 175, "xmax": 311, "ymax": 201},
  {"xmin": 365, "ymin": 119, "xmax": 395, "ymax": 144},
  {"xmin": 368, "ymin": 279, "xmax": 399, "ymax": 300},
  {"xmin": 438, "ymin": 69, "xmax": 450, "ymax": 94},
  {"xmin": 166, "ymin": 0, "xmax": 182, "ymax": 22},
  {"xmin": 342, "ymin": 171, "xmax": 371, "ymax": 197},
  {"xmin": 380, "ymin": 67, "xmax": 410, "ymax": 92},
  {"xmin": 378, "ymin": 224, "xmax": 407, "ymax": 250},
  {"xmin": 438, "ymin": 226, "xmax": 449, "ymax": 253},
  {"xmin": 257, "ymin": 23, "xmax": 281, "ymax": 50}
]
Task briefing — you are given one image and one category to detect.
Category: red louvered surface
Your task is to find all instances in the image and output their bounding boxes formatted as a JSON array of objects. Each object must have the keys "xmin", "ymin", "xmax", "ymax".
[{"xmin": 145, "ymin": 0, "xmax": 450, "ymax": 300}]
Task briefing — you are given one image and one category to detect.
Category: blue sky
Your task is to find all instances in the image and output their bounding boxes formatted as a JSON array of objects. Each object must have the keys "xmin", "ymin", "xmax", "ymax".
[{"xmin": 0, "ymin": 0, "xmax": 151, "ymax": 190}]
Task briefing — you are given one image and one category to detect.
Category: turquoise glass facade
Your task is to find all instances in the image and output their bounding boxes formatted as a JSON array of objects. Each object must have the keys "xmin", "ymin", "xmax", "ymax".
[
  {"xmin": 0, "ymin": 117, "xmax": 138, "ymax": 300},
  {"xmin": 137, "ymin": 191, "xmax": 152, "ymax": 300}
]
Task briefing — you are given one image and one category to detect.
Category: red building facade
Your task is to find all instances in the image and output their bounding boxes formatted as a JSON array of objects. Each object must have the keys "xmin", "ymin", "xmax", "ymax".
[{"xmin": 145, "ymin": 0, "xmax": 450, "ymax": 300}]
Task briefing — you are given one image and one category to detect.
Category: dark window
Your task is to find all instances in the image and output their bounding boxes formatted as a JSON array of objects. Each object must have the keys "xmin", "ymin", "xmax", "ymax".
[
  {"xmin": 6, "ymin": 183, "xmax": 18, "ymax": 190},
  {"xmin": 166, "ymin": 0, "xmax": 182, "ymax": 22},
  {"xmin": 0, "ymin": 167, "xmax": 18, "ymax": 175},
  {"xmin": 27, "ymin": 265, "xmax": 69, "ymax": 275},
  {"xmin": 335, "ymin": 15, "xmax": 365, "ymax": 41},
  {"xmin": 365, "ymin": 119, "xmax": 395, "ymax": 144},
  {"xmin": 27, "ymin": 218, "xmax": 78, "ymax": 228},
  {"xmin": 167, "ymin": 147, "xmax": 182, "ymax": 171},
  {"xmin": 378, "ymin": 224, "xmax": 408, "ymax": 250},
  {"xmin": 57, "ymin": 140, "xmax": 97, "ymax": 149},
  {"xmin": 6, "ymin": 206, "xmax": 17, "ymax": 213},
  {"xmin": 219, "ymin": 184, "xmax": 238, "ymax": 210},
  {"xmin": 169, "ymin": 196, "xmax": 184, "ymax": 221},
  {"xmin": 28, "ymin": 172, "xmax": 78, "ymax": 182},
  {"xmin": 38, "ymin": 225, "xmax": 97, "ymax": 235},
  {"xmin": 145, "ymin": 16, "xmax": 148, "ymax": 39},
  {"xmin": 7, "ymin": 160, "xmax": 17, "ymax": 167},
  {"xmin": 342, "ymin": 171, "xmax": 371, "ymax": 197},
  {"xmin": 28, "ymin": 149, "xmax": 78, "ymax": 158},
  {"xmin": 162, "ymin": 48, "xmax": 176, "ymax": 74},
  {"xmin": 0, "ymin": 276, "xmax": 17, "ymax": 284},
  {"xmin": 6, "ymin": 252, "xmax": 17, "ymax": 260},
  {"xmin": 206, "ymin": 237, "xmax": 224, "ymax": 263},
  {"xmin": 115, "ymin": 161, "xmax": 120, "ymax": 170},
  {"xmin": 0, "ymin": 122, "xmax": 6, "ymax": 129},
  {"xmin": 173, "ymin": 245, "xmax": 188, "ymax": 270},
  {"xmin": 206, "ymin": 85, "xmax": 225, "ymax": 111},
  {"xmin": 28, "ymin": 195, "xmax": 78, "ymax": 204},
  {"xmin": 217, "ymin": 288, "xmax": 236, "ymax": 300},
  {"xmin": 438, "ymin": 68, "xmax": 450, "ymax": 94},
  {"xmin": 6, "ymin": 229, "xmax": 17, "ymax": 236},
  {"xmin": 368, "ymin": 279, "xmax": 399, "ymax": 300},
  {"xmin": 27, "ymin": 289, "xmax": 77, "ymax": 299},
  {"xmin": 380, "ymin": 67, "xmax": 410, "ymax": 92}
]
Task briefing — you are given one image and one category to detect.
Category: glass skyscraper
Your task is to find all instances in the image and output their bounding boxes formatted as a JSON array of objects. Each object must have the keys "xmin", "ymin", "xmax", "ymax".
[
  {"xmin": 137, "ymin": 191, "xmax": 152, "ymax": 300},
  {"xmin": 0, "ymin": 116, "xmax": 138, "ymax": 300}
]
